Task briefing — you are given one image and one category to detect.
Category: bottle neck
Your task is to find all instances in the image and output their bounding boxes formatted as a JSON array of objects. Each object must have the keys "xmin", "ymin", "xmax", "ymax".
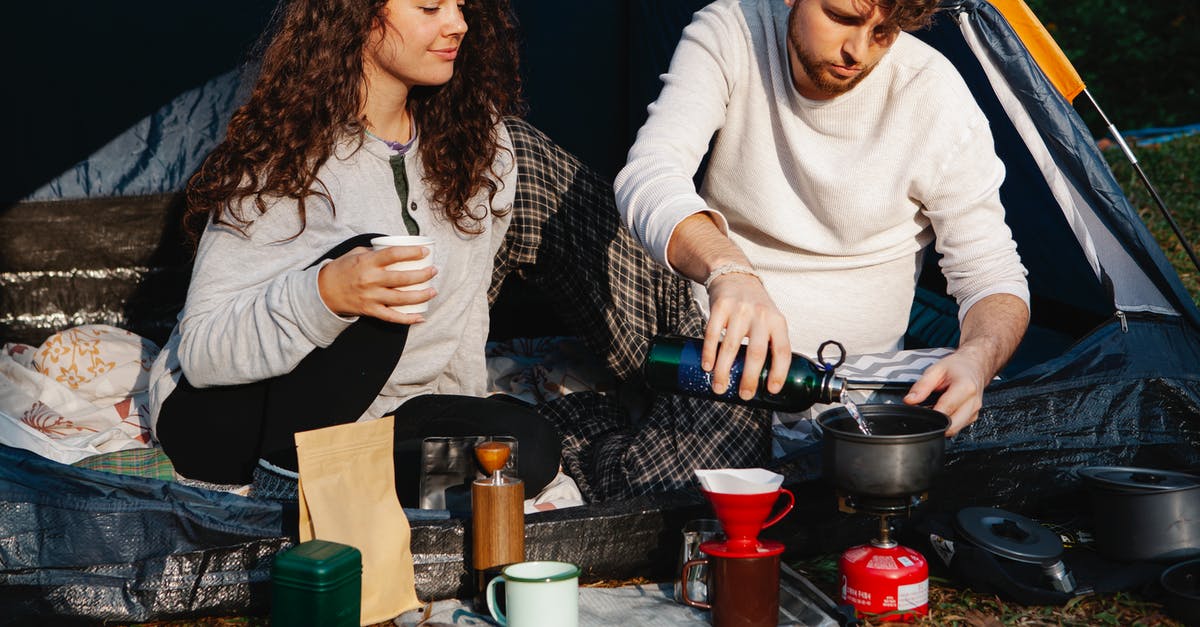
[{"xmin": 822, "ymin": 371, "xmax": 847, "ymax": 404}]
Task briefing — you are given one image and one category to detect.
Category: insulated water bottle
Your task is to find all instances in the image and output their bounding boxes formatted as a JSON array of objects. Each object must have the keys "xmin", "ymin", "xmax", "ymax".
[{"xmin": 643, "ymin": 335, "xmax": 846, "ymax": 412}]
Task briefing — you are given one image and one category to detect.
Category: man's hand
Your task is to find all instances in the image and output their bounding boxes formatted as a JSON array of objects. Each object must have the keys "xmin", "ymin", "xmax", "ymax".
[
  {"xmin": 904, "ymin": 346, "xmax": 990, "ymax": 435},
  {"xmin": 703, "ymin": 272, "xmax": 792, "ymax": 399},
  {"xmin": 666, "ymin": 213, "xmax": 793, "ymax": 399},
  {"xmin": 317, "ymin": 245, "xmax": 437, "ymax": 324},
  {"xmin": 905, "ymin": 293, "xmax": 1029, "ymax": 436}
]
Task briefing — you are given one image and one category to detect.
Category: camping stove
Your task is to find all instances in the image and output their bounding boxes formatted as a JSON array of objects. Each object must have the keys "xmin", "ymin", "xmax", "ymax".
[
  {"xmin": 837, "ymin": 492, "xmax": 926, "ymax": 516},
  {"xmin": 837, "ymin": 492, "xmax": 929, "ymax": 622}
]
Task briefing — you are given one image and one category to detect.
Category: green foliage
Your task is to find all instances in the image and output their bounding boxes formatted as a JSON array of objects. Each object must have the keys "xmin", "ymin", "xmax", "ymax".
[{"xmin": 1023, "ymin": 0, "xmax": 1199, "ymax": 134}]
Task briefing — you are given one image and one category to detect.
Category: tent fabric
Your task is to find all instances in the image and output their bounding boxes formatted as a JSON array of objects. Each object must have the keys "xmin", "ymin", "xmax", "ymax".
[
  {"xmin": 23, "ymin": 70, "xmax": 247, "ymax": 203},
  {"xmin": 953, "ymin": 0, "xmax": 1200, "ymax": 329},
  {"xmin": 948, "ymin": 8, "xmax": 1180, "ymax": 321}
]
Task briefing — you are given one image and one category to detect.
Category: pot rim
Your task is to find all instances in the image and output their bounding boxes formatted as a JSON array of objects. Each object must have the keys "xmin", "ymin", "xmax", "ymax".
[
  {"xmin": 1079, "ymin": 466, "xmax": 1200, "ymax": 494},
  {"xmin": 817, "ymin": 404, "xmax": 948, "ymax": 444}
]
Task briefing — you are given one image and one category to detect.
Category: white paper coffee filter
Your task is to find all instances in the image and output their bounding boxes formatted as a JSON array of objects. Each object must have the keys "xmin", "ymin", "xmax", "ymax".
[{"xmin": 694, "ymin": 468, "xmax": 783, "ymax": 494}]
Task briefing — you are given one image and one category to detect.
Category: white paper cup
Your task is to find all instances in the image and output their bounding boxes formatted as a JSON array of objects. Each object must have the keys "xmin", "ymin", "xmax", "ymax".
[{"xmin": 371, "ymin": 235, "xmax": 435, "ymax": 313}]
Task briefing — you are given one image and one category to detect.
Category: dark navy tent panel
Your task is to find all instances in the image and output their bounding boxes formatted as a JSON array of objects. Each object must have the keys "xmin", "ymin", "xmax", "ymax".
[
  {"xmin": 912, "ymin": 11, "xmax": 1113, "ymax": 338},
  {"xmin": 4, "ymin": 1, "xmax": 276, "ymax": 206}
]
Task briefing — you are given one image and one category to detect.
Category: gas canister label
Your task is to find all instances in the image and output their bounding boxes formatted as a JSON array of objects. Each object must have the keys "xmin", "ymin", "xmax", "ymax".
[
  {"xmin": 844, "ymin": 578, "xmax": 873, "ymax": 602},
  {"xmin": 842, "ymin": 547, "xmax": 872, "ymax": 563},
  {"xmin": 867, "ymin": 555, "xmax": 898, "ymax": 570},
  {"xmin": 897, "ymin": 579, "xmax": 929, "ymax": 610}
]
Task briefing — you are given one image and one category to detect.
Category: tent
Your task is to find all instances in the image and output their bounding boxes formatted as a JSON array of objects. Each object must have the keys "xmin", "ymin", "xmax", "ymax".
[{"xmin": 1, "ymin": 0, "xmax": 1197, "ymax": 621}]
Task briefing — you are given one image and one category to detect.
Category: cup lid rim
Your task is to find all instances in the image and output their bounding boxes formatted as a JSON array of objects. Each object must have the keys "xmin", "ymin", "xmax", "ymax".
[{"xmin": 370, "ymin": 235, "xmax": 435, "ymax": 246}]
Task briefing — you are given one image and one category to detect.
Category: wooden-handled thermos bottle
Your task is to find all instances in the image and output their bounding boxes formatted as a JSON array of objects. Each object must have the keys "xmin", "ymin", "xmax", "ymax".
[{"xmin": 472, "ymin": 441, "xmax": 524, "ymax": 594}]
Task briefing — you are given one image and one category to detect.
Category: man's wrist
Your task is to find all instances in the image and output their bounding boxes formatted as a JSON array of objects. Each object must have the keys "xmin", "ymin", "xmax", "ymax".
[{"xmin": 703, "ymin": 262, "xmax": 761, "ymax": 290}]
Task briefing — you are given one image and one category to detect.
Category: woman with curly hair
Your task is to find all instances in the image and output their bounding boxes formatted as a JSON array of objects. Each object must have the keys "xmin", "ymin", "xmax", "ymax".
[{"xmin": 148, "ymin": 0, "xmax": 561, "ymax": 502}]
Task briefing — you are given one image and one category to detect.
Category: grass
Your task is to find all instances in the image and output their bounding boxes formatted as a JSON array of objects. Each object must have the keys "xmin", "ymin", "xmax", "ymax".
[{"xmin": 1103, "ymin": 131, "xmax": 1200, "ymax": 306}]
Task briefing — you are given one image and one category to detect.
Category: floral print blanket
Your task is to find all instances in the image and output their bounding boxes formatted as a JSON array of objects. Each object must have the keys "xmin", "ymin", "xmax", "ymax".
[{"xmin": 0, "ymin": 325, "xmax": 156, "ymax": 465}]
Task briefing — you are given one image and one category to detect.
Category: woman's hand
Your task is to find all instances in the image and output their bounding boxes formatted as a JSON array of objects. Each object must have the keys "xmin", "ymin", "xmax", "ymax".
[
  {"xmin": 317, "ymin": 245, "xmax": 437, "ymax": 324},
  {"xmin": 703, "ymin": 273, "xmax": 792, "ymax": 400}
]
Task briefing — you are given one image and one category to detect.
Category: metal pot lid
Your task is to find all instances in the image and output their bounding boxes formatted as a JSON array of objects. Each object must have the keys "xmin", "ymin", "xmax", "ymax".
[
  {"xmin": 1078, "ymin": 466, "xmax": 1200, "ymax": 493},
  {"xmin": 955, "ymin": 507, "xmax": 1064, "ymax": 564}
]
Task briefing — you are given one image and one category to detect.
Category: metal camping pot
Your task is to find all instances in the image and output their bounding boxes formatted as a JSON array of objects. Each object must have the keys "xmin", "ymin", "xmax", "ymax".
[
  {"xmin": 1079, "ymin": 466, "xmax": 1200, "ymax": 562},
  {"xmin": 1160, "ymin": 558, "xmax": 1200, "ymax": 624},
  {"xmin": 818, "ymin": 405, "xmax": 949, "ymax": 498}
]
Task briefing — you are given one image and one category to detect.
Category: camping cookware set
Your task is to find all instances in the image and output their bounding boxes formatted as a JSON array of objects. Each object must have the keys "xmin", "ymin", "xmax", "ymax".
[{"xmin": 1078, "ymin": 466, "xmax": 1200, "ymax": 562}]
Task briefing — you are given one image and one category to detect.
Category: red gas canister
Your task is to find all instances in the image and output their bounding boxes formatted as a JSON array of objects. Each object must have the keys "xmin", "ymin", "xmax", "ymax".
[{"xmin": 839, "ymin": 543, "xmax": 929, "ymax": 621}]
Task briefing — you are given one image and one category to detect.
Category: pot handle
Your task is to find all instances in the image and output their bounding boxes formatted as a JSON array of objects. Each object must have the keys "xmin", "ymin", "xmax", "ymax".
[
  {"xmin": 762, "ymin": 488, "xmax": 795, "ymax": 530},
  {"xmin": 1130, "ymin": 472, "xmax": 1169, "ymax": 486}
]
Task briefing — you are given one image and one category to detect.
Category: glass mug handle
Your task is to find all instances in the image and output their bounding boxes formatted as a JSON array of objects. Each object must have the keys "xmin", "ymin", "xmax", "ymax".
[
  {"xmin": 761, "ymin": 488, "xmax": 795, "ymax": 530},
  {"xmin": 680, "ymin": 558, "xmax": 711, "ymax": 610},
  {"xmin": 486, "ymin": 576, "xmax": 508, "ymax": 626}
]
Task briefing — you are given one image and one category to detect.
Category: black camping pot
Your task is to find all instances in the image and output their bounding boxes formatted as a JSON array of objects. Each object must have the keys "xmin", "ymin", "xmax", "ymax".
[
  {"xmin": 818, "ymin": 404, "xmax": 949, "ymax": 498},
  {"xmin": 1160, "ymin": 558, "xmax": 1200, "ymax": 625},
  {"xmin": 1078, "ymin": 466, "xmax": 1200, "ymax": 562}
]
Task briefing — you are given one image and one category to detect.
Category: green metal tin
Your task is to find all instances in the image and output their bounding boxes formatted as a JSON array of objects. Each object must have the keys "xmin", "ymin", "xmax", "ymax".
[{"xmin": 271, "ymin": 540, "xmax": 362, "ymax": 627}]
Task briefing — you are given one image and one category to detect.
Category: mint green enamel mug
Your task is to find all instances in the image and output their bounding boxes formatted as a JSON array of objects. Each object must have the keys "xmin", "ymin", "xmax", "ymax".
[{"xmin": 486, "ymin": 561, "xmax": 580, "ymax": 627}]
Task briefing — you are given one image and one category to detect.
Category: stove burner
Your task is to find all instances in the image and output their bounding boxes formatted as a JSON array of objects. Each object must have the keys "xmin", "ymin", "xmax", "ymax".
[{"xmin": 838, "ymin": 492, "xmax": 927, "ymax": 515}]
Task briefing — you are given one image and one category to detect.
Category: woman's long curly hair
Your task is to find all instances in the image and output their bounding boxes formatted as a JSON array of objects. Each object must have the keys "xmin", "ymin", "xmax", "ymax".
[{"xmin": 183, "ymin": 0, "xmax": 523, "ymax": 244}]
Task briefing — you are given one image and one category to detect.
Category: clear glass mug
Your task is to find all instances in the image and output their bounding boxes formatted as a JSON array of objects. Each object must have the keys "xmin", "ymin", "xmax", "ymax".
[{"xmin": 674, "ymin": 518, "xmax": 724, "ymax": 603}]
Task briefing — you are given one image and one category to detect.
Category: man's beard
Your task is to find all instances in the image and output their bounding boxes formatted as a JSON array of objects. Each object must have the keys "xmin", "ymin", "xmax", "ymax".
[
  {"xmin": 788, "ymin": 6, "xmax": 878, "ymax": 98},
  {"xmin": 795, "ymin": 47, "xmax": 875, "ymax": 97}
]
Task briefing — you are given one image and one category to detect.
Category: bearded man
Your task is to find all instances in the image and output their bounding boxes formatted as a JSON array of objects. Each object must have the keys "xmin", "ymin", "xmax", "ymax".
[{"xmin": 615, "ymin": 0, "xmax": 1031, "ymax": 436}]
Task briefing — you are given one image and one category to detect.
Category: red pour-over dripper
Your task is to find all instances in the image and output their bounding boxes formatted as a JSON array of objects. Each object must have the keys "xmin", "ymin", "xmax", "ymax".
[{"xmin": 699, "ymin": 488, "xmax": 794, "ymax": 558}]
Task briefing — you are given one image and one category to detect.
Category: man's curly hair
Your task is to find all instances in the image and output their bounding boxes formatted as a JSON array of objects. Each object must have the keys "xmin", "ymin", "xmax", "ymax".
[{"xmin": 877, "ymin": 0, "xmax": 942, "ymax": 36}]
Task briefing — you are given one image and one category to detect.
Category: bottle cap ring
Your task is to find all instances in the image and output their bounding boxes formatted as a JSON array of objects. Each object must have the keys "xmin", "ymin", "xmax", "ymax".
[{"xmin": 817, "ymin": 339, "xmax": 846, "ymax": 372}]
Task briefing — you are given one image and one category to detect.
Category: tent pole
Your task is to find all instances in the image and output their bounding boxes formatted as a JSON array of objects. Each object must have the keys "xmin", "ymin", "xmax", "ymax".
[{"xmin": 1082, "ymin": 89, "xmax": 1200, "ymax": 275}]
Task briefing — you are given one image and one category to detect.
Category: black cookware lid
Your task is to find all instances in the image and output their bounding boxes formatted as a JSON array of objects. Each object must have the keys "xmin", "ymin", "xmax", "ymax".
[
  {"xmin": 1078, "ymin": 466, "xmax": 1200, "ymax": 493},
  {"xmin": 955, "ymin": 507, "xmax": 1064, "ymax": 564}
]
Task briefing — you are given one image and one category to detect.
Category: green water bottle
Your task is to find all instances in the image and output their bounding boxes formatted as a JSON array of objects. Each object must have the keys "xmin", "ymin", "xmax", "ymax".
[{"xmin": 643, "ymin": 335, "xmax": 846, "ymax": 412}]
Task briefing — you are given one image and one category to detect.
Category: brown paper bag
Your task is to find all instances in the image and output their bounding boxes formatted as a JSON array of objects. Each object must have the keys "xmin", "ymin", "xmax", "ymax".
[{"xmin": 295, "ymin": 416, "xmax": 421, "ymax": 625}]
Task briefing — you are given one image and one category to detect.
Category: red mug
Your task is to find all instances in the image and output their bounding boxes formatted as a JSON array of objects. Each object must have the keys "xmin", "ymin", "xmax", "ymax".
[{"xmin": 681, "ymin": 552, "xmax": 780, "ymax": 627}]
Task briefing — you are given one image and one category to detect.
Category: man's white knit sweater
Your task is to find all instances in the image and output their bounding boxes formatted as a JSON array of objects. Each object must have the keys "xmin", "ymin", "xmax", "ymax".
[{"xmin": 615, "ymin": 0, "xmax": 1029, "ymax": 357}]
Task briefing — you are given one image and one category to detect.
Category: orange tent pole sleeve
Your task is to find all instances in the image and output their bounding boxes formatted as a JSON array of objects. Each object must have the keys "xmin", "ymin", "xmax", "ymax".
[{"xmin": 988, "ymin": 0, "xmax": 1086, "ymax": 102}]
